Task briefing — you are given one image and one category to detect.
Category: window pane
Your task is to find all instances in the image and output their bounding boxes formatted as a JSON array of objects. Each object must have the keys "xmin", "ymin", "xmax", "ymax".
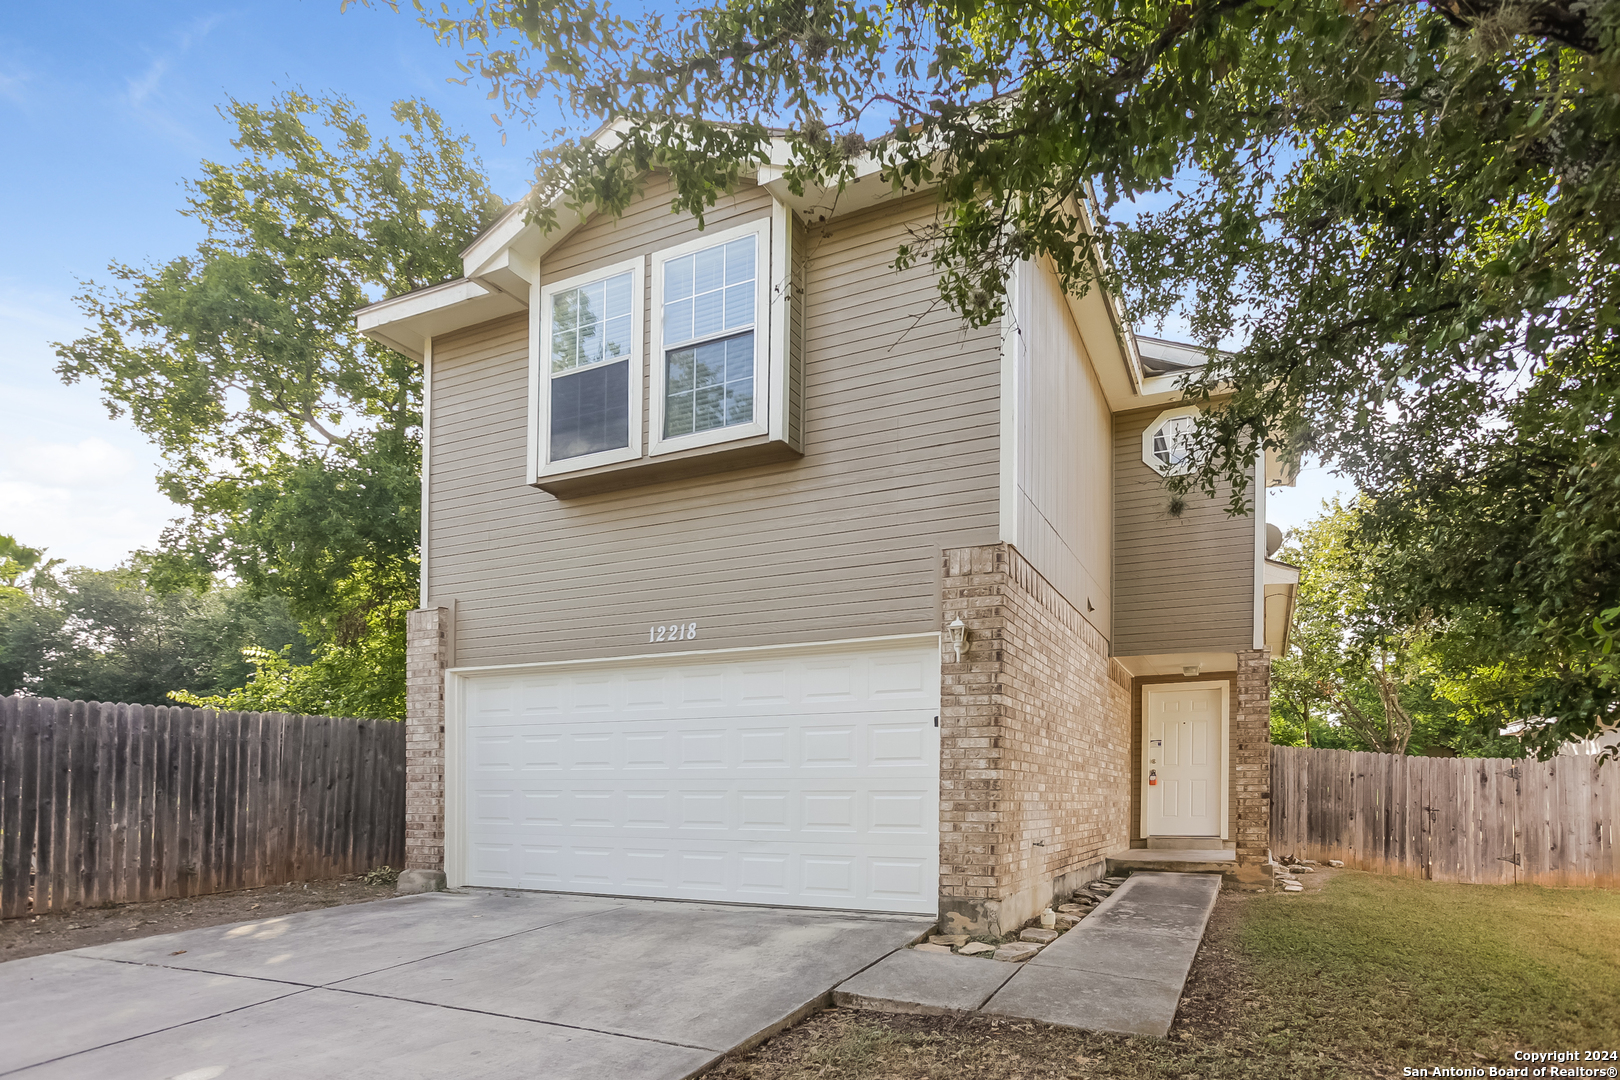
[
  {"xmin": 726, "ymin": 334, "xmax": 754, "ymax": 382},
  {"xmin": 665, "ymin": 255, "xmax": 693, "ymax": 302},
  {"xmin": 550, "ymin": 358, "xmax": 630, "ymax": 461},
  {"xmin": 663, "ymin": 330, "xmax": 754, "ymax": 438},
  {"xmin": 694, "ymin": 338, "xmax": 727, "ymax": 387},
  {"xmin": 725, "ymin": 377, "xmax": 754, "ymax": 426},
  {"xmin": 602, "ymin": 314, "xmax": 632, "ymax": 359},
  {"xmin": 551, "ymin": 325, "xmax": 577, "ymax": 373},
  {"xmin": 667, "ymin": 347, "xmax": 696, "ymax": 394},
  {"xmin": 664, "ymin": 297, "xmax": 694, "ymax": 345},
  {"xmin": 693, "ymin": 246, "xmax": 725, "ymax": 296},
  {"xmin": 694, "ymin": 384, "xmax": 726, "ymax": 432},
  {"xmin": 693, "ymin": 289, "xmax": 724, "ymax": 340},
  {"xmin": 723, "ymin": 282, "xmax": 754, "ymax": 330},
  {"xmin": 604, "ymin": 272, "xmax": 633, "ymax": 320},
  {"xmin": 724, "ymin": 237, "xmax": 755, "ymax": 285},
  {"xmin": 665, "ymin": 392, "xmax": 694, "ymax": 437}
]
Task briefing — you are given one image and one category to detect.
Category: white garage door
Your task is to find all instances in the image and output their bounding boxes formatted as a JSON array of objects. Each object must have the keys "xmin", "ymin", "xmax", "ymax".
[{"xmin": 455, "ymin": 638, "xmax": 940, "ymax": 915}]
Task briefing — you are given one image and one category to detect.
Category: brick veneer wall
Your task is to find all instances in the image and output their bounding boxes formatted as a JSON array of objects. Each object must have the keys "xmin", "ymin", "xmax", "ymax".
[
  {"xmin": 938, "ymin": 543, "xmax": 1132, "ymax": 935},
  {"xmin": 405, "ymin": 607, "xmax": 450, "ymax": 872},
  {"xmin": 1234, "ymin": 648, "xmax": 1272, "ymax": 864}
]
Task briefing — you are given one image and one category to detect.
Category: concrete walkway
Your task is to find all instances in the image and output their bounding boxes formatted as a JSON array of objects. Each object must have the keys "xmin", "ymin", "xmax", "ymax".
[
  {"xmin": 0, "ymin": 890, "xmax": 930, "ymax": 1079},
  {"xmin": 834, "ymin": 872, "xmax": 1220, "ymax": 1038}
]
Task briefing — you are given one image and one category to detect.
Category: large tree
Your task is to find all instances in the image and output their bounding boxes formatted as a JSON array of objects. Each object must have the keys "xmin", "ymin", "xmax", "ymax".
[
  {"xmin": 386, "ymin": 0, "xmax": 1616, "ymax": 751},
  {"xmin": 56, "ymin": 91, "xmax": 502, "ymax": 719},
  {"xmin": 1269, "ymin": 503, "xmax": 1525, "ymax": 757}
]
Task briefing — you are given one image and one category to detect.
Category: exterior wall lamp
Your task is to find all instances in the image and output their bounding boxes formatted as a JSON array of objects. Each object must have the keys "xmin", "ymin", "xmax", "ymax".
[{"xmin": 947, "ymin": 616, "xmax": 968, "ymax": 662}]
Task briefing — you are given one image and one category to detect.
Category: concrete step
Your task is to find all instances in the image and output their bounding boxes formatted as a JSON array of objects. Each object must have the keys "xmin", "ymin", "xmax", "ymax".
[{"xmin": 1106, "ymin": 849, "xmax": 1236, "ymax": 877}]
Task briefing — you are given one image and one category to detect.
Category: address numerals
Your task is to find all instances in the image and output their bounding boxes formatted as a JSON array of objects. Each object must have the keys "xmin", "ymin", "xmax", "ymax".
[{"xmin": 649, "ymin": 622, "xmax": 698, "ymax": 643}]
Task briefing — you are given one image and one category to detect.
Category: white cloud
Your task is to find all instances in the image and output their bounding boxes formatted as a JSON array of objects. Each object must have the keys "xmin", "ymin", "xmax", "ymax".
[
  {"xmin": 0, "ymin": 281, "xmax": 176, "ymax": 568},
  {"xmin": 0, "ymin": 437, "xmax": 178, "ymax": 570},
  {"xmin": 126, "ymin": 56, "xmax": 171, "ymax": 107}
]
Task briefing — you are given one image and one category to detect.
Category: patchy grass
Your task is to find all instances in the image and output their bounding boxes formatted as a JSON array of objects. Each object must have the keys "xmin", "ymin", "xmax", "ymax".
[{"xmin": 710, "ymin": 871, "xmax": 1620, "ymax": 1080}]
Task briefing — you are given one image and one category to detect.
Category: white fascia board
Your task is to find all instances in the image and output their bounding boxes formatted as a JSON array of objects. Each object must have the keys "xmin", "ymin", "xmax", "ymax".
[
  {"xmin": 355, "ymin": 278, "xmax": 526, "ymax": 362},
  {"xmin": 1066, "ymin": 284, "xmax": 1141, "ymax": 412}
]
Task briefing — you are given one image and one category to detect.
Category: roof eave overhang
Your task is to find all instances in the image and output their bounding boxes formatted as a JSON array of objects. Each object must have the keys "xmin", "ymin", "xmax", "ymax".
[{"xmin": 355, "ymin": 278, "xmax": 526, "ymax": 362}]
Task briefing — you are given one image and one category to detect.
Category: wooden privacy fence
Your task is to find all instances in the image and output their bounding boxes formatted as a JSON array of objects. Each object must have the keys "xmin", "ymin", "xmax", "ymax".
[
  {"xmin": 0, "ymin": 695, "xmax": 405, "ymax": 918},
  {"xmin": 1271, "ymin": 745, "xmax": 1619, "ymax": 887}
]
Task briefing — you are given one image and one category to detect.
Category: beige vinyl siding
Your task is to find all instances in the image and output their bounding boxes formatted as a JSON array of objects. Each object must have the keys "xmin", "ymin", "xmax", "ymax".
[
  {"xmin": 427, "ymin": 185, "xmax": 1002, "ymax": 666},
  {"xmin": 1111, "ymin": 405, "xmax": 1256, "ymax": 655},
  {"xmin": 1010, "ymin": 258, "xmax": 1112, "ymax": 639}
]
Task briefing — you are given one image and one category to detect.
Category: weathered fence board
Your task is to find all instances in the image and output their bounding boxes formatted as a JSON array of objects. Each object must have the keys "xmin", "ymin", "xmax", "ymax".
[
  {"xmin": 1272, "ymin": 745, "xmax": 1619, "ymax": 887},
  {"xmin": 0, "ymin": 696, "xmax": 404, "ymax": 918}
]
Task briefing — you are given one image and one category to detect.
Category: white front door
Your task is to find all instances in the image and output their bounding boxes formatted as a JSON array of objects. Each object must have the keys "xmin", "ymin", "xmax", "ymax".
[
  {"xmin": 1142, "ymin": 685, "xmax": 1223, "ymax": 837},
  {"xmin": 453, "ymin": 638, "xmax": 941, "ymax": 915}
]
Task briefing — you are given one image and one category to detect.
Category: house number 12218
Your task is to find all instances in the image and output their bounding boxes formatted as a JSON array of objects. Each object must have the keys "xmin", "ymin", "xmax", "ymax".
[{"xmin": 649, "ymin": 622, "xmax": 698, "ymax": 643}]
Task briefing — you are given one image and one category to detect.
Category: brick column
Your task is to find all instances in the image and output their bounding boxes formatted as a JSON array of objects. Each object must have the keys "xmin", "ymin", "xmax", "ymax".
[
  {"xmin": 938, "ymin": 545, "xmax": 1008, "ymax": 935},
  {"xmin": 402, "ymin": 607, "xmax": 449, "ymax": 889},
  {"xmin": 937, "ymin": 544, "xmax": 1129, "ymax": 935},
  {"xmin": 1233, "ymin": 647, "xmax": 1272, "ymax": 867}
]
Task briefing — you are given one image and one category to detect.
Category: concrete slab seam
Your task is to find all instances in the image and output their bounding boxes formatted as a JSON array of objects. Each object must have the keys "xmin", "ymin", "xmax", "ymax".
[
  {"xmin": 320, "ymin": 903, "xmax": 630, "ymax": 987},
  {"xmin": 0, "ymin": 986, "xmax": 316, "ymax": 1079},
  {"xmin": 58, "ymin": 956, "xmax": 327, "ymax": 991},
  {"xmin": 319, "ymin": 984, "xmax": 722, "ymax": 1053}
]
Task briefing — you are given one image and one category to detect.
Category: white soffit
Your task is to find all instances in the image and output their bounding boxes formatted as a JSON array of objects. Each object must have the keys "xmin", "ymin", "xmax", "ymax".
[
  {"xmin": 355, "ymin": 278, "xmax": 525, "ymax": 361},
  {"xmin": 1112, "ymin": 651, "xmax": 1241, "ymax": 677},
  {"xmin": 1263, "ymin": 559, "xmax": 1300, "ymax": 586}
]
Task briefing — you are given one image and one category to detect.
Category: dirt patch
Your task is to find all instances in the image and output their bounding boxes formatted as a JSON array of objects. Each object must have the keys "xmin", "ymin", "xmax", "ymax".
[{"xmin": 0, "ymin": 877, "xmax": 397, "ymax": 962}]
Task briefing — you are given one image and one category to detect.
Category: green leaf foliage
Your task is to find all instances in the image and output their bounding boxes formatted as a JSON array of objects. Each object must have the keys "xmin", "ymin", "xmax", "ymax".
[
  {"xmin": 0, "ymin": 554, "xmax": 312, "ymax": 707},
  {"xmin": 389, "ymin": 0, "xmax": 1616, "ymax": 745},
  {"xmin": 53, "ymin": 92, "xmax": 503, "ymax": 719}
]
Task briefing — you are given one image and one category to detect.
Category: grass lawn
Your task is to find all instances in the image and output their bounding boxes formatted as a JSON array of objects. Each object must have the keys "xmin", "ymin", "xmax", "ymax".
[{"xmin": 710, "ymin": 871, "xmax": 1620, "ymax": 1080}]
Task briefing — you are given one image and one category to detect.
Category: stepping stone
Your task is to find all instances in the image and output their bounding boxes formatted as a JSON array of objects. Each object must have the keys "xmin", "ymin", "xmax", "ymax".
[
  {"xmin": 959, "ymin": 941, "xmax": 996, "ymax": 956},
  {"xmin": 1326, "ymin": 860, "xmax": 1344, "ymax": 867},
  {"xmin": 994, "ymin": 943, "xmax": 1041, "ymax": 962},
  {"xmin": 1057, "ymin": 904, "xmax": 1087, "ymax": 914},
  {"xmin": 1020, "ymin": 928, "xmax": 1059, "ymax": 944},
  {"xmin": 930, "ymin": 934, "xmax": 969, "ymax": 947},
  {"xmin": 1055, "ymin": 915, "xmax": 1083, "ymax": 930},
  {"xmin": 1103, "ymin": 876, "xmax": 1127, "ymax": 884},
  {"xmin": 913, "ymin": 943, "xmax": 954, "ymax": 954},
  {"xmin": 1282, "ymin": 884, "xmax": 1304, "ymax": 893}
]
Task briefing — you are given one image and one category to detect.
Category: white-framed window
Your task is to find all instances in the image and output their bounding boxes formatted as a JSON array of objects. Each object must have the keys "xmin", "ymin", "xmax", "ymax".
[
  {"xmin": 1141, "ymin": 405, "xmax": 1200, "ymax": 476},
  {"xmin": 649, "ymin": 218, "xmax": 772, "ymax": 455},
  {"xmin": 536, "ymin": 257, "xmax": 644, "ymax": 475}
]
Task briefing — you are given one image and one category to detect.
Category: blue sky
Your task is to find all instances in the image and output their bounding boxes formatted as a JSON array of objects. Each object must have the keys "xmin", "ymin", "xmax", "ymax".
[{"xmin": 0, "ymin": 2, "xmax": 1347, "ymax": 568}]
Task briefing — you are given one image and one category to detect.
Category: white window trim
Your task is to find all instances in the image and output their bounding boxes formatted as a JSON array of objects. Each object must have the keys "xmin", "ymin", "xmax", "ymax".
[
  {"xmin": 648, "ymin": 217, "xmax": 772, "ymax": 456},
  {"xmin": 534, "ymin": 256, "xmax": 646, "ymax": 478},
  {"xmin": 1141, "ymin": 404, "xmax": 1201, "ymax": 477}
]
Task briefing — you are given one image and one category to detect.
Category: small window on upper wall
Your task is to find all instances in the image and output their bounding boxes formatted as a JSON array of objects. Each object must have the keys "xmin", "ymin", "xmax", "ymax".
[
  {"xmin": 651, "ymin": 219, "xmax": 771, "ymax": 454},
  {"xmin": 1142, "ymin": 406, "xmax": 1200, "ymax": 476},
  {"xmin": 537, "ymin": 258, "xmax": 644, "ymax": 474}
]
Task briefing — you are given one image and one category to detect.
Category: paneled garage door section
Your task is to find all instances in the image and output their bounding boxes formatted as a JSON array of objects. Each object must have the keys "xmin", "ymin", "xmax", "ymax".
[{"xmin": 460, "ymin": 641, "xmax": 940, "ymax": 915}]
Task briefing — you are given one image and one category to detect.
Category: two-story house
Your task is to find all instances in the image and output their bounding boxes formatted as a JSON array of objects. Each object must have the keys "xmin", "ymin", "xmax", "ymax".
[{"xmin": 357, "ymin": 140, "xmax": 1297, "ymax": 935}]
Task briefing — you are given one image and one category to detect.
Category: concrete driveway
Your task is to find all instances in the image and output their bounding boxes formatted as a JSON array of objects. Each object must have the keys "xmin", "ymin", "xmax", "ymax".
[{"xmin": 0, "ymin": 890, "xmax": 930, "ymax": 1079}]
